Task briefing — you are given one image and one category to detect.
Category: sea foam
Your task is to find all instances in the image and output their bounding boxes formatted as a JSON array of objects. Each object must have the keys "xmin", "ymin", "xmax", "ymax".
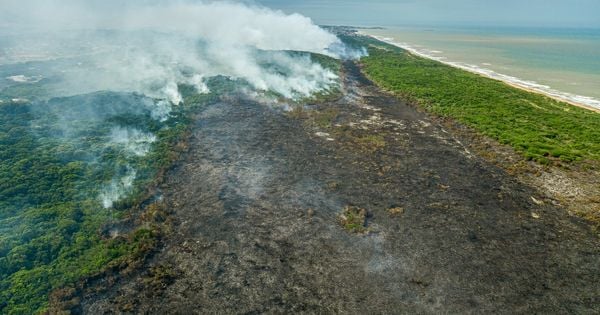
[{"xmin": 369, "ymin": 34, "xmax": 600, "ymax": 111}]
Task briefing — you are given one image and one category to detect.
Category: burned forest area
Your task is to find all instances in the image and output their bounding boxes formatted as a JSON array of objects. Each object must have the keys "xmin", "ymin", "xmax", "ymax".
[{"xmin": 73, "ymin": 61, "xmax": 599, "ymax": 314}]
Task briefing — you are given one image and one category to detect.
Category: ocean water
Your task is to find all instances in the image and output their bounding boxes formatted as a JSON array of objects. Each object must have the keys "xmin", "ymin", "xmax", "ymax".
[
  {"xmin": 256, "ymin": 0, "xmax": 600, "ymax": 109},
  {"xmin": 361, "ymin": 27, "xmax": 600, "ymax": 109}
]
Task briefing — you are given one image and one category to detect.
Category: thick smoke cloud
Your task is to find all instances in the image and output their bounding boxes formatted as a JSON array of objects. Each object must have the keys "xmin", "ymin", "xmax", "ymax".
[
  {"xmin": 1, "ymin": 0, "xmax": 363, "ymax": 208},
  {"xmin": 1, "ymin": 0, "xmax": 357, "ymax": 103}
]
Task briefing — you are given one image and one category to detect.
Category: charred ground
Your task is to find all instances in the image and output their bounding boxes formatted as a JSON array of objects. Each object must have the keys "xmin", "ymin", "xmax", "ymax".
[{"xmin": 78, "ymin": 61, "xmax": 599, "ymax": 314}]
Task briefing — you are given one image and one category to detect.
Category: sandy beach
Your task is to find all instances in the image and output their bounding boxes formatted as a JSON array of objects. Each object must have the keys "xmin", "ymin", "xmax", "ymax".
[{"xmin": 360, "ymin": 32, "xmax": 600, "ymax": 114}]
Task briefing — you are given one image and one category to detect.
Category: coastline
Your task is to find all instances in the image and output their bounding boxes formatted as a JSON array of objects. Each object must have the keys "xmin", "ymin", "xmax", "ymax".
[{"xmin": 359, "ymin": 31, "xmax": 600, "ymax": 114}]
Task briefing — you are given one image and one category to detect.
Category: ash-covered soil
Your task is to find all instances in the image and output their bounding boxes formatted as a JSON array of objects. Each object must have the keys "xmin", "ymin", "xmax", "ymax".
[{"xmin": 82, "ymin": 62, "xmax": 599, "ymax": 314}]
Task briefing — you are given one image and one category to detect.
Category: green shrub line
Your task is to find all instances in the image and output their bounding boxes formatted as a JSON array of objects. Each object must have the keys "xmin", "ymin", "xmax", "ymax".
[{"xmin": 357, "ymin": 36, "xmax": 600, "ymax": 165}]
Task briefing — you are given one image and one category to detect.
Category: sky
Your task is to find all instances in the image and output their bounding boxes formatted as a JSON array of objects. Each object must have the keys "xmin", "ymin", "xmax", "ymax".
[
  {"xmin": 1, "ymin": 0, "xmax": 597, "ymax": 29},
  {"xmin": 254, "ymin": 0, "xmax": 600, "ymax": 28}
]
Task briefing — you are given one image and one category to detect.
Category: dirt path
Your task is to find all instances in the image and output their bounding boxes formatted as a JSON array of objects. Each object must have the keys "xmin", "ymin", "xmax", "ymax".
[{"xmin": 82, "ymin": 62, "xmax": 599, "ymax": 314}]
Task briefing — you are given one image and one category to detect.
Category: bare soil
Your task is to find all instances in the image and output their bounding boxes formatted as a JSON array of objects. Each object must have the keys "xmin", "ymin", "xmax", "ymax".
[{"xmin": 80, "ymin": 61, "xmax": 599, "ymax": 314}]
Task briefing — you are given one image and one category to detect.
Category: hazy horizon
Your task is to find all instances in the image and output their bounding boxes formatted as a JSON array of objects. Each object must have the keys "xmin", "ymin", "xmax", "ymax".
[{"xmin": 256, "ymin": 0, "xmax": 600, "ymax": 28}]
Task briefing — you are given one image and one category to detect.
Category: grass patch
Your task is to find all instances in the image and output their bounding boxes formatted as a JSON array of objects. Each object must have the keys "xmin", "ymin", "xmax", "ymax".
[
  {"xmin": 356, "ymin": 134, "xmax": 386, "ymax": 151},
  {"xmin": 338, "ymin": 206, "xmax": 369, "ymax": 234},
  {"xmin": 388, "ymin": 207, "xmax": 405, "ymax": 216},
  {"xmin": 313, "ymin": 108, "xmax": 340, "ymax": 129}
]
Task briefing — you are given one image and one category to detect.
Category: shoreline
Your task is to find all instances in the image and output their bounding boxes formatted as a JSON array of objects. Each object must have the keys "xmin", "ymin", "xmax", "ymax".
[{"xmin": 359, "ymin": 32, "xmax": 600, "ymax": 114}]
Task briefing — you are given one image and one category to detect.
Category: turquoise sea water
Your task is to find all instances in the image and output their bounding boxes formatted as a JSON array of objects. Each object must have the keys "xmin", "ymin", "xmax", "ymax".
[
  {"xmin": 363, "ymin": 27, "xmax": 600, "ymax": 106},
  {"xmin": 258, "ymin": 0, "xmax": 600, "ymax": 108}
]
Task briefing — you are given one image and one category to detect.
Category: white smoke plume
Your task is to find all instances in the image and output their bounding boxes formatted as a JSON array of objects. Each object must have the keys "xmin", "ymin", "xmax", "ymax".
[
  {"xmin": 99, "ymin": 166, "xmax": 137, "ymax": 209},
  {"xmin": 109, "ymin": 127, "xmax": 157, "ymax": 157},
  {"xmin": 1, "ymin": 0, "xmax": 365, "ymax": 209},
  {"xmin": 97, "ymin": 128, "xmax": 156, "ymax": 208},
  {"xmin": 1, "ymin": 0, "xmax": 358, "ymax": 104}
]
